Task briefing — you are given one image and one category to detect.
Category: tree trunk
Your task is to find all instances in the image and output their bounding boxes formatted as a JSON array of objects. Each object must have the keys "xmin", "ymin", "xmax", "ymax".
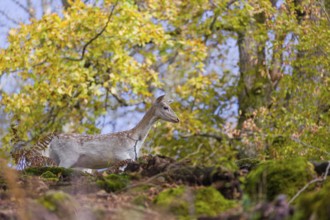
[
  {"xmin": 61, "ymin": 0, "xmax": 71, "ymax": 10},
  {"xmin": 26, "ymin": 0, "xmax": 36, "ymax": 19},
  {"xmin": 237, "ymin": 13, "xmax": 272, "ymax": 128},
  {"xmin": 41, "ymin": 0, "xmax": 51, "ymax": 15}
]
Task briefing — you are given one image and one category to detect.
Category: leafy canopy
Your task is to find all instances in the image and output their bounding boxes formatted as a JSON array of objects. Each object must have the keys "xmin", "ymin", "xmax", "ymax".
[{"xmin": 0, "ymin": 0, "xmax": 330, "ymax": 166}]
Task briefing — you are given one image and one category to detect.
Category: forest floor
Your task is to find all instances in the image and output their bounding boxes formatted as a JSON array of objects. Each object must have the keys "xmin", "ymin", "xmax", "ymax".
[{"xmin": 0, "ymin": 155, "xmax": 328, "ymax": 220}]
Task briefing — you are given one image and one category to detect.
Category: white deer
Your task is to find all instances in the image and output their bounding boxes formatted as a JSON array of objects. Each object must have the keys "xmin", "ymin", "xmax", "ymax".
[{"xmin": 36, "ymin": 95, "xmax": 179, "ymax": 169}]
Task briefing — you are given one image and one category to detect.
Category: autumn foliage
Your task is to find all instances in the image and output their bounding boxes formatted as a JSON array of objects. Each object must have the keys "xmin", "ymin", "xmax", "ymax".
[{"xmin": 0, "ymin": 0, "xmax": 329, "ymax": 174}]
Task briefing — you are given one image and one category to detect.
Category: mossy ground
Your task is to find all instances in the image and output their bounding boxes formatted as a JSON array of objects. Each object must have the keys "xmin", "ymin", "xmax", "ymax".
[
  {"xmin": 40, "ymin": 171, "xmax": 59, "ymax": 181},
  {"xmin": 96, "ymin": 173, "xmax": 130, "ymax": 192},
  {"xmin": 23, "ymin": 167, "xmax": 73, "ymax": 177},
  {"xmin": 294, "ymin": 181, "xmax": 330, "ymax": 220},
  {"xmin": 245, "ymin": 158, "xmax": 316, "ymax": 201},
  {"xmin": 1, "ymin": 156, "xmax": 327, "ymax": 220},
  {"xmin": 154, "ymin": 186, "xmax": 237, "ymax": 219},
  {"xmin": 236, "ymin": 158, "xmax": 260, "ymax": 170},
  {"xmin": 38, "ymin": 190, "xmax": 77, "ymax": 218}
]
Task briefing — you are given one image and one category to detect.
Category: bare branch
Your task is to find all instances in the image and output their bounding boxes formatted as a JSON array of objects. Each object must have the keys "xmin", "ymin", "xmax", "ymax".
[
  {"xmin": 26, "ymin": 0, "xmax": 36, "ymax": 19},
  {"xmin": 61, "ymin": 0, "xmax": 70, "ymax": 10},
  {"xmin": 155, "ymin": 51, "xmax": 178, "ymax": 71},
  {"xmin": 41, "ymin": 0, "xmax": 52, "ymax": 15},
  {"xmin": 289, "ymin": 161, "xmax": 330, "ymax": 204},
  {"xmin": 226, "ymin": 0, "xmax": 238, "ymax": 8},
  {"xmin": 180, "ymin": 132, "xmax": 223, "ymax": 142},
  {"xmin": 317, "ymin": 0, "xmax": 330, "ymax": 23},
  {"xmin": 0, "ymin": 10, "xmax": 20, "ymax": 25},
  {"xmin": 111, "ymin": 91, "xmax": 129, "ymax": 106},
  {"xmin": 109, "ymin": 90, "xmax": 145, "ymax": 107},
  {"xmin": 180, "ymin": 144, "xmax": 203, "ymax": 161},
  {"xmin": 291, "ymin": 137, "xmax": 330, "ymax": 156},
  {"xmin": 2, "ymin": 59, "xmax": 48, "ymax": 74},
  {"xmin": 10, "ymin": 0, "xmax": 34, "ymax": 18},
  {"xmin": 204, "ymin": 11, "xmax": 218, "ymax": 43},
  {"xmin": 209, "ymin": 0, "xmax": 238, "ymax": 9},
  {"xmin": 65, "ymin": 0, "xmax": 119, "ymax": 61}
]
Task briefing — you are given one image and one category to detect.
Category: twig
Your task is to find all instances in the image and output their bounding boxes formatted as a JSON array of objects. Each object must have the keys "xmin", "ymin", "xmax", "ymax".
[
  {"xmin": 11, "ymin": 0, "xmax": 34, "ymax": 18},
  {"xmin": 65, "ymin": 0, "xmax": 119, "ymax": 61},
  {"xmin": 111, "ymin": 91, "xmax": 130, "ymax": 106},
  {"xmin": 108, "ymin": 91, "xmax": 146, "ymax": 107},
  {"xmin": 180, "ymin": 144, "xmax": 203, "ymax": 161},
  {"xmin": 155, "ymin": 51, "xmax": 178, "ymax": 71},
  {"xmin": 0, "ymin": 10, "xmax": 20, "ymax": 25},
  {"xmin": 2, "ymin": 59, "xmax": 48, "ymax": 74},
  {"xmin": 226, "ymin": 0, "xmax": 238, "ymax": 8},
  {"xmin": 204, "ymin": 11, "xmax": 219, "ymax": 43},
  {"xmin": 318, "ymin": 0, "xmax": 330, "ymax": 23},
  {"xmin": 117, "ymin": 167, "xmax": 181, "ymax": 193},
  {"xmin": 118, "ymin": 157, "xmax": 193, "ymax": 193},
  {"xmin": 289, "ymin": 161, "xmax": 330, "ymax": 204},
  {"xmin": 180, "ymin": 132, "xmax": 223, "ymax": 142},
  {"xmin": 209, "ymin": 0, "xmax": 238, "ymax": 8},
  {"xmin": 291, "ymin": 137, "xmax": 330, "ymax": 156},
  {"xmin": 11, "ymin": 0, "xmax": 29, "ymax": 13}
]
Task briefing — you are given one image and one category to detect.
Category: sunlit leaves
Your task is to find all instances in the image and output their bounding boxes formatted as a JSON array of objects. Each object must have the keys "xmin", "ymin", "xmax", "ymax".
[
  {"xmin": 0, "ymin": 0, "xmax": 170, "ymax": 150},
  {"xmin": 1, "ymin": 0, "xmax": 329, "ymax": 167}
]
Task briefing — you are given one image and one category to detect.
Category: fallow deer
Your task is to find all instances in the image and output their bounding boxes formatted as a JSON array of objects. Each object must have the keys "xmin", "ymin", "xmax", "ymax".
[{"xmin": 35, "ymin": 95, "xmax": 179, "ymax": 169}]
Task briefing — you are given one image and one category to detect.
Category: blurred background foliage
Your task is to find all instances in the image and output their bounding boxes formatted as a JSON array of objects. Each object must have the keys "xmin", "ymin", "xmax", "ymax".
[{"xmin": 0, "ymin": 0, "xmax": 329, "ymax": 167}]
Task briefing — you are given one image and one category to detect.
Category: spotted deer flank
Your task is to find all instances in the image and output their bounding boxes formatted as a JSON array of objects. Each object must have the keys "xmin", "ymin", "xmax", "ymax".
[{"xmin": 35, "ymin": 95, "xmax": 179, "ymax": 169}]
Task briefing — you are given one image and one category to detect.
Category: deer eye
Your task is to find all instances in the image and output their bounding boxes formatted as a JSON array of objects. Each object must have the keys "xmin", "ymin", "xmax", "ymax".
[{"xmin": 163, "ymin": 106, "xmax": 169, "ymax": 110}]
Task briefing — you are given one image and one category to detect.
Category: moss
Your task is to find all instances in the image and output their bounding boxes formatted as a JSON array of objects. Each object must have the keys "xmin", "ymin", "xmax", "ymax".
[
  {"xmin": 237, "ymin": 159, "xmax": 256, "ymax": 189},
  {"xmin": 40, "ymin": 171, "xmax": 59, "ymax": 182},
  {"xmin": 154, "ymin": 186, "xmax": 188, "ymax": 218},
  {"xmin": 97, "ymin": 174, "xmax": 130, "ymax": 192},
  {"xmin": 38, "ymin": 190, "xmax": 77, "ymax": 218},
  {"xmin": 23, "ymin": 167, "xmax": 73, "ymax": 177},
  {"xmin": 195, "ymin": 187, "xmax": 237, "ymax": 216},
  {"xmin": 132, "ymin": 194, "xmax": 151, "ymax": 207},
  {"xmin": 236, "ymin": 158, "xmax": 260, "ymax": 170},
  {"xmin": 154, "ymin": 186, "xmax": 237, "ymax": 219},
  {"xmin": 246, "ymin": 158, "xmax": 316, "ymax": 201},
  {"xmin": 294, "ymin": 181, "xmax": 330, "ymax": 220},
  {"xmin": 38, "ymin": 191, "xmax": 70, "ymax": 211}
]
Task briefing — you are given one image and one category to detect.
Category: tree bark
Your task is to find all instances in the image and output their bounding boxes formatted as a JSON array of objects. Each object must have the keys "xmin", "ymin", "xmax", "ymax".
[
  {"xmin": 237, "ymin": 12, "xmax": 272, "ymax": 127},
  {"xmin": 61, "ymin": 0, "xmax": 71, "ymax": 10},
  {"xmin": 41, "ymin": 0, "xmax": 51, "ymax": 15},
  {"xmin": 26, "ymin": 0, "xmax": 36, "ymax": 19}
]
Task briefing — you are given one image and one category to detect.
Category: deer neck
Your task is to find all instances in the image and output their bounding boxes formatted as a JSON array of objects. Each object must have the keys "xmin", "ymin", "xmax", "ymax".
[{"xmin": 129, "ymin": 107, "xmax": 158, "ymax": 141}]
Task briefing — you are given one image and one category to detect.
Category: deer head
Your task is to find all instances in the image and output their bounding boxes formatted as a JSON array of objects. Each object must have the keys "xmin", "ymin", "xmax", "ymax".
[{"xmin": 153, "ymin": 95, "xmax": 179, "ymax": 123}]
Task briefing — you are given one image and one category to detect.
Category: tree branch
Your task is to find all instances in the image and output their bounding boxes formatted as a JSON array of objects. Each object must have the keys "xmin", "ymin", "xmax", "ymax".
[
  {"xmin": 26, "ymin": 0, "xmax": 36, "ymax": 19},
  {"xmin": 209, "ymin": 0, "xmax": 238, "ymax": 9},
  {"xmin": 204, "ymin": 11, "xmax": 219, "ymax": 43},
  {"xmin": 291, "ymin": 137, "xmax": 330, "ymax": 156},
  {"xmin": 317, "ymin": 0, "xmax": 330, "ymax": 24},
  {"xmin": 107, "ymin": 89, "xmax": 146, "ymax": 107},
  {"xmin": 65, "ymin": 0, "xmax": 119, "ymax": 61},
  {"xmin": 0, "ymin": 10, "xmax": 20, "ymax": 25},
  {"xmin": 289, "ymin": 161, "xmax": 330, "ymax": 204},
  {"xmin": 3, "ymin": 59, "xmax": 48, "ymax": 74},
  {"xmin": 111, "ymin": 91, "xmax": 130, "ymax": 106},
  {"xmin": 11, "ymin": 0, "xmax": 34, "ymax": 18},
  {"xmin": 180, "ymin": 132, "xmax": 223, "ymax": 142}
]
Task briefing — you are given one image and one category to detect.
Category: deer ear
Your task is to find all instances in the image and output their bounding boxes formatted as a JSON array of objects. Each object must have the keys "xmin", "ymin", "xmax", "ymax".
[{"xmin": 155, "ymin": 95, "xmax": 165, "ymax": 103}]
